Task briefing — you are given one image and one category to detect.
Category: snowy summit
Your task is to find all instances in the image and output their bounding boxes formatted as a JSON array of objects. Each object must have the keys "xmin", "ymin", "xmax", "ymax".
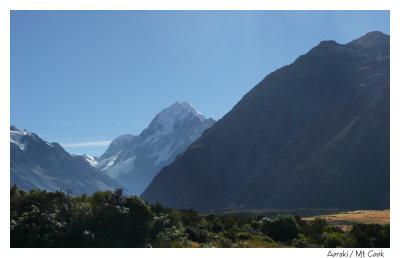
[{"xmin": 86, "ymin": 101, "xmax": 215, "ymax": 195}]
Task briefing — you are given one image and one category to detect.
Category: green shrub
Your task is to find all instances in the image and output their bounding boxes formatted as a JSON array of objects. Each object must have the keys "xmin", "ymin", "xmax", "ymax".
[
  {"xmin": 199, "ymin": 229, "xmax": 209, "ymax": 243},
  {"xmin": 260, "ymin": 215, "xmax": 299, "ymax": 243},
  {"xmin": 154, "ymin": 226, "xmax": 189, "ymax": 247},
  {"xmin": 184, "ymin": 226, "xmax": 200, "ymax": 241},
  {"xmin": 310, "ymin": 218, "xmax": 328, "ymax": 235},
  {"xmin": 262, "ymin": 235, "xmax": 274, "ymax": 243},
  {"xmin": 241, "ymin": 223, "xmax": 255, "ymax": 233},
  {"xmin": 206, "ymin": 214, "xmax": 216, "ymax": 222},
  {"xmin": 211, "ymin": 217, "xmax": 224, "ymax": 232},
  {"xmin": 291, "ymin": 238, "xmax": 311, "ymax": 248},
  {"xmin": 150, "ymin": 213, "xmax": 170, "ymax": 242},
  {"xmin": 350, "ymin": 223, "xmax": 390, "ymax": 248},
  {"xmin": 325, "ymin": 232, "xmax": 344, "ymax": 248},
  {"xmin": 224, "ymin": 225, "xmax": 239, "ymax": 242},
  {"xmin": 218, "ymin": 237, "xmax": 232, "ymax": 248},
  {"xmin": 238, "ymin": 232, "xmax": 252, "ymax": 240},
  {"xmin": 180, "ymin": 209, "xmax": 200, "ymax": 227},
  {"xmin": 250, "ymin": 220, "xmax": 260, "ymax": 230}
]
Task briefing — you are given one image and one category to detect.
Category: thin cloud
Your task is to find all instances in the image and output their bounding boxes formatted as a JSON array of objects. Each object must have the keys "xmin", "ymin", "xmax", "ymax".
[
  {"xmin": 62, "ymin": 141, "xmax": 111, "ymax": 147},
  {"xmin": 57, "ymin": 122, "xmax": 72, "ymax": 126}
]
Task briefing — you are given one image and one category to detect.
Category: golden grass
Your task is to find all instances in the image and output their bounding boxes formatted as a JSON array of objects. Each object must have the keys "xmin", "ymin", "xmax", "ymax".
[
  {"xmin": 237, "ymin": 238, "xmax": 285, "ymax": 248},
  {"xmin": 188, "ymin": 242, "xmax": 201, "ymax": 248},
  {"xmin": 303, "ymin": 209, "xmax": 390, "ymax": 231},
  {"xmin": 188, "ymin": 236, "xmax": 284, "ymax": 248}
]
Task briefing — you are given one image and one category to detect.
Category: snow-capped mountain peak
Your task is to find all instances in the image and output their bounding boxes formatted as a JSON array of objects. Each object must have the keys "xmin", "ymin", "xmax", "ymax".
[
  {"xmin": 146, "ymin": 102, "xmax": 208, "ymax": 137},
  {"xmin": 89, "ymin": 102, "xmax": 215, "ymax": 195},
  {"xmin": 156, "ymin": 101, "xmax": 206, "ymax": 123}
]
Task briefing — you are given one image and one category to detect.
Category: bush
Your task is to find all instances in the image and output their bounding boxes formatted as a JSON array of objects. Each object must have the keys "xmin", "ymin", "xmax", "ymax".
[
  {"xmin": 250, "ymin": 220, "xmax": 260, "ymax": 230},
  {"xmin": 224, "ymin": 225, "xmax": 239, "ymax": 242},
  {"xmin": 238, "ymin": 232, "xmax": 252, "ymax": 240},
  {"xmin": 310, "ymin": 218, "xmax": 328, "ymax": 235},
  {"xmin": 218, "ymin": 237, "xmax": 232, "ymax": 248},
  {"xmin": 211, "ymin": 217, "xmax": 224, "ymax": 232},
  {"xmin": 325, "ymin": 232, "xmax": 344, "ymax": 248},
  {"xmin": 122, "ymin": 196, "xmax": 153, "ymax": 247},
  {"xmin": 350, "ymin": 223, "xmax": 390, "ymax": 248},
  {"xmin": 260, "ymin": 215, "xmax": 299, "ymax": 243},
  {"xmin": 262, "ymin": 235, "xmax": 274, "ymax": 243},
  {"xmin": 206, "ymin": 214, "xmax": 216, "ymax": 222},
  {"xmin": 150, "ymin": 213, "xmax": 171, "ymax": 242},
  {"xmin": 185, "ymin": 226, "xmax": 200, "ymax": 242},
  {"xmin": 198, "ymin": 229, "xmax": 209, "ymax": 243},
  {"xmin": 152, "ymin": 202, "xmax": 165, "ymax": 215},
  {"xmin": 299, "ymin": 217, "xmax": 329, "ymax": 245},
  {"xmin": 241, "ymin": 223, "xmax": 255, "ymax": 234},
  {"xmin": 154, "ymin": 226, "xmax": 189, "ymax": 248},
  {"xmin": 291, "ymin": 237, "xmax": 316, "ymax": 248},
  {"xmin": 198, "ymin": 218, "xmax": 208, "ymax": 230},
  {"xmin": 180, "ymin": 209, "xmax": 200, "ymax": 227}
]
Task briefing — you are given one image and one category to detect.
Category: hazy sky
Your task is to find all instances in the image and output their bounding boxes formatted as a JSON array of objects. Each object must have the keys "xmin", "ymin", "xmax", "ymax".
[{"xmin": 10, "ymin": 10, "xmax": 390, "ymax": 156}]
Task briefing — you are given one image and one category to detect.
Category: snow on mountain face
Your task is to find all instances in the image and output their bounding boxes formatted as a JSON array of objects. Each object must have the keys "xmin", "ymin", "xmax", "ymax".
[
  {"xmin": 10, "ymin": 127, "xmax": 31, "ymax": 151},
  {"xmin": 10, "ymin": 126, "xmax": 53, "ymax": 151},
  {"xmin": 140, "ymin": 102, "xmax": 207, "ymax": 139},
  {"xmin": 109, "ymin": 134, "xmax": 136, "ymax": 148},
  {"xmin": 90, "ymin": 102, "xmax": 215, "ymax": 195},
  {"xmin": 82, "ymin": 154, "xmax": 98, "ymax": 166},
  {"xmin": 154, "ymin": 102, "xmax": 206, "ymax": 129},
  {"xmin": 10, "ymin": 126, "xmax": 126, "ymax": 195}
]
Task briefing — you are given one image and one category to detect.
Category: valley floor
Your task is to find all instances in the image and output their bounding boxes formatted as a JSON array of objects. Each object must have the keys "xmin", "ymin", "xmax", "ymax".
[{"xmin": 303, "ymin": 210, "xmax": 390, "ymax": 231}]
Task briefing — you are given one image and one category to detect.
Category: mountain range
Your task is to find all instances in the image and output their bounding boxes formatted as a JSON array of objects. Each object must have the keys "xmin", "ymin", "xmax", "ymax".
[
  {"xmin": 84, "ymin": 102, "xmax": 215, "ymax": 195},
  {"xmin": 141, "ymin": 31, "xmax": 390, "ymax": 211},
  {"xmin": 10, "ymin": 31, "xmax": 390, "ymax": 212},
  {"xmin": 10, "ymin": 126, "xmax": 125, "ymax": 195}
]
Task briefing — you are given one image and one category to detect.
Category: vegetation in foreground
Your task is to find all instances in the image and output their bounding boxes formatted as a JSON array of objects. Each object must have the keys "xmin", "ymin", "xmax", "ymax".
[{"xmin": 10, "ymin": 186, "xmax": 390, "ymax": 248}]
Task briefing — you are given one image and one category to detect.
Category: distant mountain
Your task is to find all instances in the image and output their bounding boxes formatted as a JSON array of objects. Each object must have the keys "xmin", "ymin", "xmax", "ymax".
[
  {"xmin": 10, "ymin": 126, "xmax": 125, "ymax": 195},
  {"xmin": 141, "ymin": 31, "xmax": 390, "ymax": 211},
  {"xmin": 87, "ymin": 102, "xmax": 215, "ymax": 195}
]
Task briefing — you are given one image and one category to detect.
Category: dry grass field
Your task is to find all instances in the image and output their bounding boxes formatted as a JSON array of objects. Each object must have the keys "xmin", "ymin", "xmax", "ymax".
[{"xmin": 303, "ymin": 210, "xmax": 390, "ymax": 231}]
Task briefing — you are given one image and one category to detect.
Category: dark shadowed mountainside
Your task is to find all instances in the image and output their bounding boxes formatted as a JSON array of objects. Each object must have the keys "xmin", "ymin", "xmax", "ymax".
[{"xmin": 141, "ymin": 31, "xmax": 389, "ymax": 211}]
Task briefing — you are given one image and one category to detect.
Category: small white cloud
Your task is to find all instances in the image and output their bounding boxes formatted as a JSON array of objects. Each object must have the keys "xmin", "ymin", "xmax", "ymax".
[{"xmin": 62, "ymin": 141, "xmax": 111, "ymax": 147}]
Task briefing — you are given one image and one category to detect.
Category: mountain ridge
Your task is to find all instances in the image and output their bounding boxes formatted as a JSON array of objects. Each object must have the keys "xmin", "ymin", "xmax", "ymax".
[
  {"xmin": 141, "ymin": 31, "xmax": 390, "ymax": 211},
  {"xmin": 10, "ymin": 126, "xmax": 126, "ymax": 195}
]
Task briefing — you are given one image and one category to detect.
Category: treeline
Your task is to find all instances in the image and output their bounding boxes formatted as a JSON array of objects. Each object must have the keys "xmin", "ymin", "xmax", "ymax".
[{"xmin": 10, "ymin": 186, "xmax": 389, "ymax": 248}]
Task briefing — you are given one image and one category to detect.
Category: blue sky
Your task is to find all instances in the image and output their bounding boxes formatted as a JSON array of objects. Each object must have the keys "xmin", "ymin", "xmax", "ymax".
[{"xmin": 10, "ymin": 10, "xmax": 390, "ymax": 157}]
